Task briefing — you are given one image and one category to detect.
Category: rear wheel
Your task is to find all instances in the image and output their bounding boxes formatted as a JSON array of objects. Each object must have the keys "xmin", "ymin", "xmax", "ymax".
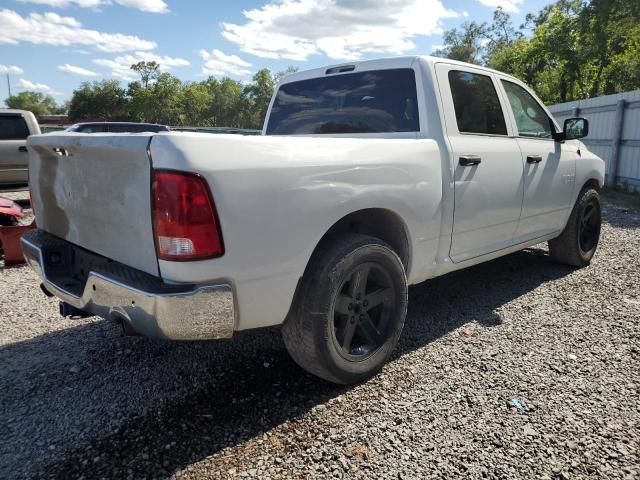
[
  {"xmin": 548, "ymin": 188, "xmax": 601, "ymax": 267},
  {"xmin": 282, "ymin": 234, "xmax": 408, "ymax": 384}
]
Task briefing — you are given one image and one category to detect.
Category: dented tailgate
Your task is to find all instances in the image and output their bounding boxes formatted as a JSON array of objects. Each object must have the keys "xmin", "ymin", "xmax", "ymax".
[{"xmin": 27, "ymin": 133, "xmax": 159, "ymax": 276}]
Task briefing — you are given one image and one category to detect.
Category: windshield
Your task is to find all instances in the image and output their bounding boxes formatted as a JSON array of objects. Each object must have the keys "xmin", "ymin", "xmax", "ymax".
[{"xmin": 266, "ymin": 68, "xmax": 419, "ymax": 135}]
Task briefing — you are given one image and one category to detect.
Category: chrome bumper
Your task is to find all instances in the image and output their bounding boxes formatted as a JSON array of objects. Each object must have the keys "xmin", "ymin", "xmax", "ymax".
[{"xmin": 21, "ymin": 230, "xmax": 235, "ymax": 340}]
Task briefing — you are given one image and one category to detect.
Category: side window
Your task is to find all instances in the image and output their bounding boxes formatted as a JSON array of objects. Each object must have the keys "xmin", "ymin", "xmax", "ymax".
[
  {"xmin": 0, "ymin": 115, "xmax": 30, "ymax": 140},
  {"xmin": 501, "ymin": 80, "xmax": 553, "ymax": 139},
  {"xmin": 448, "ymin": 70, "xmax": 507, "ymax": 135}
]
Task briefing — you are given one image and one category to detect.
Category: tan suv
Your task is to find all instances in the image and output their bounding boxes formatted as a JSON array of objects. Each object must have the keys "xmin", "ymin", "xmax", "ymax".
[{"xmin": 0, "ymin": 109, "xmax": 40, "ymax": 189}]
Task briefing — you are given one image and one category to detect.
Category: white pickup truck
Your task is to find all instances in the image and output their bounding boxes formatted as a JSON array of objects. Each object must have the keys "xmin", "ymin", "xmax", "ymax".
[
  {"xmin": 23, "ymin": 56, "xmax": 604, "ymax": 384},
  {"xmin": 0, "ymin": 109, "xmax": 40, "ymax": 189}
]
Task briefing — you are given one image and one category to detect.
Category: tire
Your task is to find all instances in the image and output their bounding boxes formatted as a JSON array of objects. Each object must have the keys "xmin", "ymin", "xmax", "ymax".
[
  {"xmin": 282, "ymin": 234, "xmax": 408, "ymax": 385},
  {"xmin": 548, "ymin": 188, "xmax": 601, "ymax": 267}
]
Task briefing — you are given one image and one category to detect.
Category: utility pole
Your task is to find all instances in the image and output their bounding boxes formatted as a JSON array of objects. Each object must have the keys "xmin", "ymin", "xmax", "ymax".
[{"xmin": 6, "ymin": 73, "xmax": 11, "ymax": 98}]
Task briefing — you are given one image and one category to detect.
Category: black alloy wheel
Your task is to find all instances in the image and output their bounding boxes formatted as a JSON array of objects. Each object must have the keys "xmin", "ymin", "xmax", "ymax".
[
  {"xmin": 331, "ymin": 263, "xmax": 396, "ymax": 360},
  {"xmin": 578, "ymin": 199, "xmax": 601, "ymax": 254},
  {"xmin": 282, "ymin": 234, "xmax": 408, "ymax": 384}
]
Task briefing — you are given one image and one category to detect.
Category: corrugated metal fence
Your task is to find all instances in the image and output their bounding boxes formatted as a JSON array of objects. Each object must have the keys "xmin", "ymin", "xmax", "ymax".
[{"xmin": 548, "ymin": 91, "xmax": 640, "ymax": 190}]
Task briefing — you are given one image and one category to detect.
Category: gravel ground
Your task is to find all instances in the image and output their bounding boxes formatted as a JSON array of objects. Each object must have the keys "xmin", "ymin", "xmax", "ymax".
[{"xmin": 0, "ymin": 191, "xmax": 638, "ymax": 480}]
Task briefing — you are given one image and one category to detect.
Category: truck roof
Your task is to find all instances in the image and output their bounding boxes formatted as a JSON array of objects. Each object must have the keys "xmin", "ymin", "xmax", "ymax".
[
  {"xmin": 278, "ymin": 55, "xmax": 513, "ymax": 85},
  {"xmin": 0, "ymin": 109, "xmax": 34, "ymax": 115}
]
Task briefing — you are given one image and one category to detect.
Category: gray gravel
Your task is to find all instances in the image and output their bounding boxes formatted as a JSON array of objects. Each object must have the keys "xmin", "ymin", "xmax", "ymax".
[{"xmin": 1, "ymin": 191, "xmax": 638, "ymax": 479}]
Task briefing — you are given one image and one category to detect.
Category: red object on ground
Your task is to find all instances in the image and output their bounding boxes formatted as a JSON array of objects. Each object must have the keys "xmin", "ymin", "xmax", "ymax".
[
  {"xmin": 0, "ymin": 196, "xmax": 35, "ymax": 266},
  {"xmin": 459, "ymin": 327, "xmax": 474, "ymax": 337},
  {"xmin": 0, "ymin": 197, "xmax": 24, "ymax": 219},
  {"xmin": 0, "ymin": 221, "xmax": 36, "ymax": 266}
]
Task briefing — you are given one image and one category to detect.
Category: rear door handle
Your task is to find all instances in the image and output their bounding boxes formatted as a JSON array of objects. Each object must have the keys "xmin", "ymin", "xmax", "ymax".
[
  {"xmin": 526, "ymin": 155, "xmax": 542, "ymax": 164},
  {"xmin": 459, "ymin": 155, "xmax": 482, "ymax": 166},
  {"xmin": 18, "ymin": 146, "xmax": 28, "ymax": 153}
]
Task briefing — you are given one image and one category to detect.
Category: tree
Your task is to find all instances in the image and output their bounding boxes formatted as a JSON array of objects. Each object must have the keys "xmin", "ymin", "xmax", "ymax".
[
  {"xmin": 178, "ymin": 82, "xmax": 211, "ymax": 126},
  {"xmin": 5, "ymin": 91, "xmax": 63, "ymax": 118},
  {"xmin": 202, "ymin": 76, "xmax": 249, "ymax": 128},
  {"xmin": 433, "ymin": 21, "xmax": 488, "ymax": 64},
  {"xmin": 129, "ymin": 72, "xmax": 183, "ymax": 124},
  {"xmin": 244, "ymin": 68, "xmax": 276, "ymax": 128},
  {"xmin": 489, "ymin": 0, "xmax": 640, "ymax": 103},
  {"xmin": 275, "ymin": 66, "xmax": 299, "ymax": 83},
  {"xmin": 433, "ymin": 8, "xmax": 521, "ymax": 65},
  {"xmin": 484, "ymin": 7, "xmax": 523, "ymax": 62},
  {"xmin": 433, "ymin": 1, "xmax": 640, "ymax": 104},
  {"xmin": 68, "ymin": 80, "xmax": 129, "ymax": 121},
  {"xmin": 130, "ymin": 61, "xmax": 160, "ymax": 88}
]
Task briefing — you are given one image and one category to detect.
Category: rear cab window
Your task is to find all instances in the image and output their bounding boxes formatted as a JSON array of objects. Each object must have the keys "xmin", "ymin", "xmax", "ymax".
[
  {"xmin": 0, "ymin": 115, "xmax": 30, "ymax": 140},
  {"xmin": 266, "ymin": 68, "xmax": 419, "ymax": 135}
]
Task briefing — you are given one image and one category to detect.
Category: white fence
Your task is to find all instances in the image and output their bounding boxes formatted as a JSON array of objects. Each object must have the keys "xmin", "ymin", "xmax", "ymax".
[{"xmin": 548, "ymin": 90, "xmax": 640, "ymax": 190}]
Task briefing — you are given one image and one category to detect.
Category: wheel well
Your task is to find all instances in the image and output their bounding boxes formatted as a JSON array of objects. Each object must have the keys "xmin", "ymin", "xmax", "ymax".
[
  {"xmin": 583, "ymin": 178, "xmax": 602, "ymax": 191},
  {"xmin": 311, "ymin": 208, "xmax": 411, "ymax": 275}
]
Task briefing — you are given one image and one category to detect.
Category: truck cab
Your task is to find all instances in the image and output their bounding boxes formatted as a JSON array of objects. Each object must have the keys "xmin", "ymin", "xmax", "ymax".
[{"xmin": 0, "ymin": 109, "xmax": 40, "ymax": 189}]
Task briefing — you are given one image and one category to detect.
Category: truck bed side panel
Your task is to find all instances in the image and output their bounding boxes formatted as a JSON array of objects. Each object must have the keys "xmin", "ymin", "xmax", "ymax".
[{"xmin": 150, "ymin": 133, "xmax": 443, "ymax": 330}]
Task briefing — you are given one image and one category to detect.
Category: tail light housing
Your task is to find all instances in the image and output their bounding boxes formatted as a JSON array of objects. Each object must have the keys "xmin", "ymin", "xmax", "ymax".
[{"xmin": 152, "ymin": 170, "xmax": 224, "ymax": 261}]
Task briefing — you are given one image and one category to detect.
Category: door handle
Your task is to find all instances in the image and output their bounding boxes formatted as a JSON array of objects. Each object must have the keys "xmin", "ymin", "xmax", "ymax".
[
  {"xmin": 459, "ymin": 155, "xmax": 482, "ymax": 166},
  {"xmin": 526, "ymin": 155, "xmax": 542, "ymax": 164},
  {"xmin": 18, "ymin": 146, "xmax": 28, "ymax": 153}
]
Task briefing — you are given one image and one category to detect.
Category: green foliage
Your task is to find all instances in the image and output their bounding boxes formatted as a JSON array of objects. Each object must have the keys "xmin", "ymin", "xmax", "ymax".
[
  {"xmin": 129, "ymin": 72, "xmax": 183, "ymax": 124},
  {"xmin": 433, "ymin": 21, "xmax": 489, "ymax": 64},
  {"xmin": 5, "ymin": 91, "xmax": 64, "ymax": 118},
  {"xmin": 68, "ymin": 80, "xmax": 129, "ymax": 121},
  {"xmin": 62, "ymin": 1, "xmax": 637, "ymax": 124},
  {"xmin": 130, "ymin": 61, "xmax": 160, "ymax": 88},
  {"xmin": 433, "ymin": 9, "xmax": 522, "ymax": 65},
  {"xmin": 438, "ymin": 0, "xmax": 640, "ymax": 104},
  {"xmin": 244, "ymin": 68, "xmax": 276, "ymax": 128},
  {"xmin": 66, "ymin": 63, "xmax": 300, "ymax": 128}
]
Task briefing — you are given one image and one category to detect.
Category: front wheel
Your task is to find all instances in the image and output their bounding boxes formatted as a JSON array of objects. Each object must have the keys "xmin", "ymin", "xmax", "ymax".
[
  {"xmin": 282, "ymin": 234, "xmax": 408, "ymax": 385},
  {"xmin": 548, "ymin": 188, "xmax": 601, "ymax": 267}
]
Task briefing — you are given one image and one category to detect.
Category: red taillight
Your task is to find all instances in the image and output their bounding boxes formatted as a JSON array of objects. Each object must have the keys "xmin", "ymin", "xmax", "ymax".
[{"xmin": 152, "ymin": 170, "xmax": 224, "ymax": 261}]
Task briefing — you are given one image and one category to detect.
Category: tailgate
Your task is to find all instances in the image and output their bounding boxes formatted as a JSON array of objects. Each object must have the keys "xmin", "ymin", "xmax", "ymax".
[{"xmin": 28, "ymin": 133, "xmax": 159, "ymax": 276}]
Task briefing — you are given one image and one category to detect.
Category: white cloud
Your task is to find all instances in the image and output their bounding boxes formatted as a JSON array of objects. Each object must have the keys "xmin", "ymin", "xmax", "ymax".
[
  {"xmin": 199, "ymin": 49, "xmax": 252, "ymax": 77},
  {"xmin": 476, "ymin": 0, "xmax": 523, "ymax": 13},
  {"xmin": 93, "ymin": 58, "xmax": 138, "ymax": 80},
  {"xmin": 18, "ymin": 78, "xmax": 52, "ymax": 91},
  {"xmin": 17, "ymin": 78, "xmax": 64, "ymax": 95},
  {"xmin": 221, "ymin": 0, "xmax": 458, "ymax": 61},
  {"xmin": 19, "ymin": 0, "xmax": 169, "ymax": 13},
  {"xmin": 93, "ymin": 51, "xmax": 190, "ymax": 80},
  {"xmin": 462, "ymin": 10, "xmax": 469, "ymax": 17},
  {"xmin": 0, "ymin": 64, "xmax": 24, "ymax": 75},
  {"xmin": 19, "ymin": 0, "xmax": 103, "ymax": 7},
  {"xmin": 0, "ymin": 9, "xmax": 156, "ymax": 52},
  {"xmin": 115, "ymin": 0, "xmax": 168, "ymax": 13},
  {"xmin": 58, "ymin": 63, "xmax": 99, "ymax": 76}
]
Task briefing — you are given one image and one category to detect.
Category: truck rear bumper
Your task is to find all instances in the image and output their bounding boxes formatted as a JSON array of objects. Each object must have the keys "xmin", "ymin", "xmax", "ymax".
[{"xmin": 21, "ymin": 229, "xmax": 235, "ymax": 340}]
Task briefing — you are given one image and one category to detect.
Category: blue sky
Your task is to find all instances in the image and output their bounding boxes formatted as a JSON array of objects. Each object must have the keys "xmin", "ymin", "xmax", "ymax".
[{"xmin": 0, "ymin": 0, "xmax": 550, "ymax": 103}]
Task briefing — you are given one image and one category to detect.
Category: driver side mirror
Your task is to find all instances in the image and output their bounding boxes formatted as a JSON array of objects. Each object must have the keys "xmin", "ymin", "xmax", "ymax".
[{"xmin": 563, "ymin": 117, "xmax": 589, "ymax": 140}]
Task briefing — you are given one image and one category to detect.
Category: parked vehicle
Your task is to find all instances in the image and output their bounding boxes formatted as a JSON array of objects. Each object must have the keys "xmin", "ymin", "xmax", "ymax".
[
  {"xmin": 0, "ymin": 109, "xmax": 40, "ymax": 188},
  {"xmin": 23, "ymin": 56, "xmax": 604, "ymax": 384},
  {"xmin": 66, "ymin": 122, "xmax": 170, "ymax": 133}
]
